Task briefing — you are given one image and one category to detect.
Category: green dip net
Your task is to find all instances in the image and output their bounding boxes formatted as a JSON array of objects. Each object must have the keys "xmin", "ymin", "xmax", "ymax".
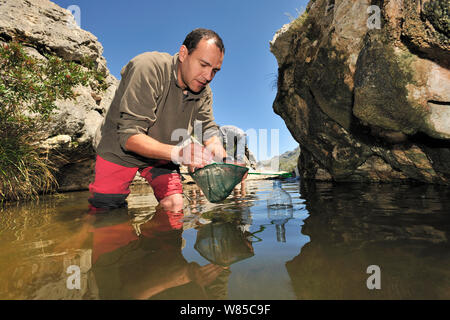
[{"xmin": 189, "ymin": 163, "xmax": 249, "ymax": 203}]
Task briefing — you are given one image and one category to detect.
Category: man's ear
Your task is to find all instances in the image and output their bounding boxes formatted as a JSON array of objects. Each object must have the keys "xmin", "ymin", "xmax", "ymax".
[{"xmin": 179, "ymin": 45, "xmax": 188, "ymax": 62}]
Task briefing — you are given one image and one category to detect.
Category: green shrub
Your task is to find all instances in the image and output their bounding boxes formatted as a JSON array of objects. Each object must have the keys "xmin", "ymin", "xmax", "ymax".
[
  {"xmin": 279, "ymin": 159, "xmax": 299, "ymax": 173},
  {"xmin": 0, "ymin": 42, "xmax": 106, "ymax": 202}
]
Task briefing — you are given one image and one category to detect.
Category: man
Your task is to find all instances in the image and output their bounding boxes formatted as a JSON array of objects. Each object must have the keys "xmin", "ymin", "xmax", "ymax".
[
  {"xmin": 90, "ymin": 29, "xmax": 229, "ymax": 212},
  {"xmin": 219, "ymin": 125, "xmax": 257, "ymax": 169}
]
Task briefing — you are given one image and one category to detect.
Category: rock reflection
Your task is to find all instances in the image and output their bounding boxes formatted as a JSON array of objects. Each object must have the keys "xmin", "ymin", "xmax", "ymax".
[{"xmin": 286, "ymin": 180, "xmax": 450, "ymax": 299}]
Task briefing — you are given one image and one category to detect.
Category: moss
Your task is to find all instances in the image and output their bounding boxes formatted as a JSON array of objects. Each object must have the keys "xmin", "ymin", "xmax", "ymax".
[
  {"xmin": 423, "ymin": 0, "xmax": 450, "ymax": 38},
  {"xmin": 353, "ymin": 33, "xmax": 427, "ymax": 135},
  {"xmin": 401, "ymin": 0, "xmax": 449, "ymax": 66},
  {"xmin": 303, "ymin": 45, "xmax": 354, "ymax": 130},
  {"xmin": 395, "ymin": 49, "xmax": 417, "ymax": 84}
]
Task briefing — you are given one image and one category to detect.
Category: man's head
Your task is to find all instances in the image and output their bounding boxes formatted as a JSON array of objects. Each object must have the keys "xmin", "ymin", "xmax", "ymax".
[{"xmin": 177, "ymin": 28, "xmax": 225, "ymax": 93}]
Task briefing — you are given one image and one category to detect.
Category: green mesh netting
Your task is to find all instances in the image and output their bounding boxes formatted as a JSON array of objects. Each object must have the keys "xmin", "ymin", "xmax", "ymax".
[
  {"xmin": 189, "ymin": 163, "xmax": 248, "ymax": 203},
  {"xmin": 194, "ymin": 222, "xmax": 254, "ymax": 266}
]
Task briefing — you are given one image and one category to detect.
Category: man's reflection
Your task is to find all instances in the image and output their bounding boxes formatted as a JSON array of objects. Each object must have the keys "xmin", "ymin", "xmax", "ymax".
[
  {"xmin": 233, "ymin": 180, "xmax": 246, "ymax": 201},
  {"xmin": 185, "ymin": 187, "xmax": 206, "ymax": 214},
  {"xmin": 56, "ymin": 206, "xmax": 227, "ymax": 299}
]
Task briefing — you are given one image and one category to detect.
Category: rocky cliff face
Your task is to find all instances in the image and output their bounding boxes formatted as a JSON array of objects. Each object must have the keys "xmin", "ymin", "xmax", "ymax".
[
  {"xmin": 271, "ymin": 0, "xmax": 450, "ymax": 184},
  {"xmin": 0, "ymin": 0, "xmax": 119, "ymax": 192}
]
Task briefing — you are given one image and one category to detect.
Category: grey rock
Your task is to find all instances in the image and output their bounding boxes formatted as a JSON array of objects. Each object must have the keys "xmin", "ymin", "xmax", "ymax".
[{"xmin": 0, "ymin": 0, "xmax": 107, "ymax": 72}]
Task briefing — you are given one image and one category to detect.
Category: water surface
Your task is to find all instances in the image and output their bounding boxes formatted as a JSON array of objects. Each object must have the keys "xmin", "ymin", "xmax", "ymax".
[{"xmin": 0, "ymin": 179, "xmax": 448, "ymax": 299}]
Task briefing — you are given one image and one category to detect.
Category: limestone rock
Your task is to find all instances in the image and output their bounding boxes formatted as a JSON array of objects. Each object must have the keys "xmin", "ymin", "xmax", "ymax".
[
  {"xmin": 271, "ymin": 0, "xmax": 450, "ymax": 184},
  {"xmin": 0, "ymin": 0, "xmax": 119, "ymax": 192},
  {"xmin": 0, "ymin": 0, "xmax": 107, "ymax": 72}
]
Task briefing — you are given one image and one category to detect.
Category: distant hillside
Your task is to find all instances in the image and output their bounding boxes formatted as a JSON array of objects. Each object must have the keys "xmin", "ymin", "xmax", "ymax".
[{"xmin": 257, "ymin": 146, "xmax": 300, "ymax": 172}]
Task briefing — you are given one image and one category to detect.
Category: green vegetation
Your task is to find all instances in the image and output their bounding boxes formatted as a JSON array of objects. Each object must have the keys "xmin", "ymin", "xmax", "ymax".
[
  {"xmin": 279, "ymin": 146, "xmax": 300, "ymax": 172},
  {"xmin": 423, "ymin": 0, "xmax": 449, "ymax": 39},
  {"xmin": 279, "ymin": 158, "xmax": 299, "ymax": 172},
  {"xmin": 289, "ymin": 7, "xmax": 309, "ymax": 31},
  {"xmin": 0, "ymin": 42, "xmax": 107, "ymax": 202},
  {"xmin": 258, "ymin": 146, "xmax": 300, "ymax": 173}
]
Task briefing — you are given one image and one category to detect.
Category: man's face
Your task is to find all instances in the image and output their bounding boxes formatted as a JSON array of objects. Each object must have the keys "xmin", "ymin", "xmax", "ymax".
[{"xmin": 178, "ymin": 38, "xmax": 224, "ymax": 93}]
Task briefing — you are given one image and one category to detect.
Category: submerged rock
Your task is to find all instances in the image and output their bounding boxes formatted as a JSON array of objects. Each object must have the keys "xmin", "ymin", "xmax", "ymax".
[{"xmin": 271, "ymin": 0, "xmax": 450, "ymax": 184}]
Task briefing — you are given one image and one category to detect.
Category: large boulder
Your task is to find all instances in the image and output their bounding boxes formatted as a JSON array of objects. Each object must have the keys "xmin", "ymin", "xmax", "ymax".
[
  {"xmin": 271, "ymin": 0, "xmax": 450, "ymax": 184},
  {"xmin": 0, "ymin": 0, "xmax": 119, "ymax": 192}
]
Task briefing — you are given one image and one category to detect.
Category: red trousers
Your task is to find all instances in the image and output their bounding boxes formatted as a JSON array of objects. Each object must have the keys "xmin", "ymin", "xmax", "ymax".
[{"xmin": 88, "ymin": 155, "xmax": 183, "ymax": 209}]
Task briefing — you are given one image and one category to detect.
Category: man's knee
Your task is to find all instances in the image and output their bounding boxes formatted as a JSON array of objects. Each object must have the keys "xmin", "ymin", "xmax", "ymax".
[
  {"xmin": 159, "ymin": 193, "xmax": 184, "ymax": 212},
  {"xmin": 88, "ymin": 193, "xmax": 128, "ymax": 209}
]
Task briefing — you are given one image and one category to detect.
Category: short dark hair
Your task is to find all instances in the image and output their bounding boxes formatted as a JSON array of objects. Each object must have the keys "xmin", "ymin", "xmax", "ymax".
[{"xmin": 183, "ymin": 28, "xmax": 225, "ymax": 54}]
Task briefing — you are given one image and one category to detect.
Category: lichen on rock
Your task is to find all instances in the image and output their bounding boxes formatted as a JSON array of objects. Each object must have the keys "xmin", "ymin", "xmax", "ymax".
[{"xmin": 354, "ymin": 31, "xmax": 427, "ymax": 135}]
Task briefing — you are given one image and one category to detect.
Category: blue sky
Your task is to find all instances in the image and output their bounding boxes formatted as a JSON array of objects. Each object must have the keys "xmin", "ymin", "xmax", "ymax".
[{"xmin": 52, "ymin": 0, "xmax": 308, "ymax": 160}]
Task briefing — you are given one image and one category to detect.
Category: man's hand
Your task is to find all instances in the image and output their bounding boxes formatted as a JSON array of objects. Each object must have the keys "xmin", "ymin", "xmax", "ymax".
[
  {"xmin": 204, "ymin": 135, "xmax": 227, "ymax": 162},
  {"xmin": 187, "ymin": 262, "xmax": 228, "ymax": 287},
  {"xmin": 234, "ymin": 161, "xmax": 248, "ymax": 181},
  {"xmin": 175, "ymin": 143, "xmax": 213, "ymax": 170}
]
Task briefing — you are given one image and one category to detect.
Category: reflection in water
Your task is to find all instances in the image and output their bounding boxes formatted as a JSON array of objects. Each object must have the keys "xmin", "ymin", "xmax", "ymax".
[
  {"xmin": 192, "ymin": 221, "xmax": 257, "ymax": 300},
  {"xmin": 286, "ymin": 180, "xmax": 450, "ymax": 300},
  {"xmin": 268, "ymin": 207, "xmax": 293, "ymax": 243},
  {"xmin": 0, "ymin": 196, "xmax": 227, "ymax": 299},
  {"xmin": 267, "ymin": 180, "xmax": 294, "ymax": 243},
  {"xmin": 81, "ymin": 207, "xmax": 226, "ymax": 299},
  {"xmin": 0, "ymin": 178, "xmax": 449, "ymax": 299},
  {"xmin": 194, "ymin": 222, "xmax": 258, "ymax": 267}
]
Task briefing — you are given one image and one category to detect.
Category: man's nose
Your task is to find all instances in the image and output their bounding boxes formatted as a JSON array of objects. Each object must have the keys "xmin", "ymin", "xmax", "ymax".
[{"xmin": 204, "ymin": 69, "xmax": 214, "ymax": 82}]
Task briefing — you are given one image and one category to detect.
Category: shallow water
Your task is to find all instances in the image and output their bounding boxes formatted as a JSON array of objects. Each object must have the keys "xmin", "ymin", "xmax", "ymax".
[{"xmin": 0, "ymin": 179, "xmax": 449, "ymax": 300}]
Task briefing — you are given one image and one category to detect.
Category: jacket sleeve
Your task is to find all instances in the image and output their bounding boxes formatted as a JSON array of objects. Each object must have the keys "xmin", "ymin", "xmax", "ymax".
[
  {"xmin": 196, "ymin": 91, "xmax": 221, "ymax": 142},
  {"xmin": 117, "ymin": 57, "xmax": 160, "ymax": 151}
]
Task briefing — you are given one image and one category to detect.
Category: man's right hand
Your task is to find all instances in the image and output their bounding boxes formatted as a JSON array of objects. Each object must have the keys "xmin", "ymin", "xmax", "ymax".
[{"xmin": 174, "ymin": 143, "xmax": 213, "ymax": 170}]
